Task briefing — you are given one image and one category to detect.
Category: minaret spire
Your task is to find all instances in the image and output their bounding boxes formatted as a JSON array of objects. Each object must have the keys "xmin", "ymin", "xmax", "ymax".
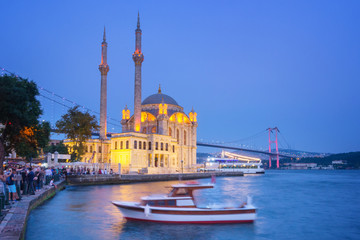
[
  {"xmin": 137, "ymin": 11, "xmax": 140, "ymax": 29},
  {"xmin": 99, "ymin": 27, "xmax": 110, "ymax": 139},
  {"xmin": 133, "ymin": 13, "xmax": 144, "ymax": 132},
  {"xmin": 103, "ymin": 26, "xmax": 106, "ymax": 42}
]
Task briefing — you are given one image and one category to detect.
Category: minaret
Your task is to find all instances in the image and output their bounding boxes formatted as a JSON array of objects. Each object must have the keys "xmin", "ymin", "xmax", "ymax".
[
  {"xmin": 99, "ymin": 27, "xmax": 109, "ymax": 139},
  {"xmin": 132, "ymin": 12, "xmax": 144, "ymax": 132}
]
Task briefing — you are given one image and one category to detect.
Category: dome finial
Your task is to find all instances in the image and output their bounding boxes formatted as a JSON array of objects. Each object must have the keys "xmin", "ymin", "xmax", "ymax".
[{"xmin": 158, "ymin": 84, "xmax": 161, "ymax": 94}]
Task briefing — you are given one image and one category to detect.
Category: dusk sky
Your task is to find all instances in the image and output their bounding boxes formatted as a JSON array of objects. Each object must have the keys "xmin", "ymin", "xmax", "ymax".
[{"xmin": 1, "ymin": 1, "xmax": 359, "ymax": 154}]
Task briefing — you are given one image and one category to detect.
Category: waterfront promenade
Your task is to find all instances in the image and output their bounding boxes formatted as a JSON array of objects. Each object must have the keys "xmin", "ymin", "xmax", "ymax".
[{"xmin": 0, "ymin": 180, "xmax": 65, "ymax": 240}]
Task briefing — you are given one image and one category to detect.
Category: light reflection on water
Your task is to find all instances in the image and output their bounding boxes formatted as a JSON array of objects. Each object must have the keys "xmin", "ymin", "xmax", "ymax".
[{"xmin": 26, "ymin": 171, "xmax": 360, "ymax": 240}]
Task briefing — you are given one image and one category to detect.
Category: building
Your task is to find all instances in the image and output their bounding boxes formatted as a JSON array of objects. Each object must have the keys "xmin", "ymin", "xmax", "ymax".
[{"xmin": 66, "ymin": 14, "xmax": 198, "ymax": 174}]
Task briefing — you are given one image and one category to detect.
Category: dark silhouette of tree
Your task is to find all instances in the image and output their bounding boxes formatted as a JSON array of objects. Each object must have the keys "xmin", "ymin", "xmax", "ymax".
[
  {"xmin": 56, "ymin": 106, "xmax": 99, "ymax": 161},
  {"xmin": 0, "ymin": 74, "xmax": 48, "ymax": 173}
]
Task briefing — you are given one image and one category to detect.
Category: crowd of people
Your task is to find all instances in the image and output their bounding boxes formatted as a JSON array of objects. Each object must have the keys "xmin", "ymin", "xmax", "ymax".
[
  {"xmin": 0, "ymin": 165, "xmax": 117, "ymax": 205},
  {"xmin": 66, "ymin": 167, "xmax": 115, "ymax": 175},
  {"xmin": 0, "ymin": 166, "xmax": 61, "ymax": 204}
]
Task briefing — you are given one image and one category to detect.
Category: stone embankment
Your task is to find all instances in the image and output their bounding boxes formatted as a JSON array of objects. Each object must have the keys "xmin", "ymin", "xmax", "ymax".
[
  {"xmin": 67, "ymin": 171, "xmax": 244, "ymax": 185},
  {"xmin": 0, "ymin": 180, "xmax": 66, "ymax": 240}
]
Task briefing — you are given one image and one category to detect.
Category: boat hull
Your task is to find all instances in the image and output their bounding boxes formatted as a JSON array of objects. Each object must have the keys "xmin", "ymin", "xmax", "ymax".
[{"xmin": 112, "ymin": 201, "xmax": 256, "ymax": 224}]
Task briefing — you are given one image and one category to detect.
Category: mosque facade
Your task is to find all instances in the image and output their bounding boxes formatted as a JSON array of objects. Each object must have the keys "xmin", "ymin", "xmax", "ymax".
[{"xmin": 66, "ymin": 14, "xmax": 198, "ymax": 174}]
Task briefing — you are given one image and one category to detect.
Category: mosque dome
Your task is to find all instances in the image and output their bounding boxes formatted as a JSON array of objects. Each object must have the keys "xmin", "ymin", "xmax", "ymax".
[{"xmin": 141, "ymin": 86, "xmax": 180, "ymax": 106}]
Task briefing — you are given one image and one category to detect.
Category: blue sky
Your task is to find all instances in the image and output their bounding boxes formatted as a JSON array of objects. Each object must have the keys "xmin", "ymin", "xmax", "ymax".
[{"xmin": 1, "ymin": 1, "xmax": 360, "ymax": 153}]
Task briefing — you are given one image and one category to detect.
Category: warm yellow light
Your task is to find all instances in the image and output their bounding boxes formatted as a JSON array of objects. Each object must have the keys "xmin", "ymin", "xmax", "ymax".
[
  {"xmin": 164, "ymin": 104, "xmax": 168, "ymax": 115},
  {"xmin": 135, "ymin": 124, "xmax": 140, "ymax": 132},
  {"xmin": 141, "ymin": 112, "xmax": 147, "ymax": 122},
  {"xmin": 159, "ymin": 104, "xmax": 163, "ymax": 114}
]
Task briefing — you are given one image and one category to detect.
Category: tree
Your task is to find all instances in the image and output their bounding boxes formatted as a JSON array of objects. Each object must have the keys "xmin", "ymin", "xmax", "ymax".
[
  {"xmin": 56, "ymin": 106, "xmax": 99, "ymax": 161},
  {"xmin": 44, "ymin": 141, "xmax": 69, "ymax": 154},
  {"xmin": 15, "ymin": 121, "xmax": 51, "ymax": 163},
  {"xmin": 0, "ymin": 74, "xmax": 43, "ymax": 173}
]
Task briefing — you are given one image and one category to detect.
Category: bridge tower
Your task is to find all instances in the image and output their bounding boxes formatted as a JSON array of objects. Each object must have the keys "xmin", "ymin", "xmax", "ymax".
[{"xmin": 267, "ymin": 127, "xmax": 280, "ymax": 168}]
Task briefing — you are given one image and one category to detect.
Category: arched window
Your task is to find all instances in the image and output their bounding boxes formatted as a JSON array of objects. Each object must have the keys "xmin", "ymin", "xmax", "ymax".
[
  {"xmin": 161, "ymin": 142, "xmax": 164, "ymax": 151},
  {"xmin": 166, "ymin": 143, "xmax": 168, "ymax": 151},
  {"xmin": 176, "ymin": 129, "xmax": 179, "ymax": 143},
  {"xmin": 134, "ymin": 140, "xmax": 137, "ymax": 149},
  {"xmin": 148, "ymin": 142, "xmax": 152, "ymax": 150},
  {"xmin": 115, "ymin": 141, "xmax": 118, "ymax": 150},
  {"xmin": 143, "ymin": 141, "xmax": 146, "ymax": 150},
  {"xmin": 85, "ymin": 145, "xmax": 88, "ymax": 152},
  {"xmin": 152, "ymin": 126, "xmax": 156, "ymax": 133},
  {"xmin": 139, "ymin": 141, "xmax": 142, "ymax": 149},
  {"xmin": 172, "ymin": 145, "xmax": 175, "ymax": 153},
  {"xmin": 169, "ymin": 127, "xmax": 172, "ymax": 136},
  {"xmin": 126, "ymin": 141, "xmax": 129, "ymax": 149},
  {"xmin": 142, "ymin": 127, "xmax": 147, "ymax": 134},
  {"xmin": 155, "ymin": 142, "xmax": 159, "ymax": 150},
  {"xmin": 90, "ymin": 146, "xmax": 93, "ymax": 153},
  {"xmin": 98, "ymin": 146, "xmax": 102, "ymax": 153},
  {"xmin": 120, "ymin": 141, "xmax": 123, "ymax": 149},
  {"xmin": 184, "ymin": 130, "xmax": 187, "ymax": 145}
]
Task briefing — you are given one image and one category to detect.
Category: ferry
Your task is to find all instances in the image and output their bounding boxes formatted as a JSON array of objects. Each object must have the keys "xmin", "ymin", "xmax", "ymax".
[
  {"xmin": 112, "ymin": 181, "xmax": 256, "ymax": 224},
  {"xmin": 200, "ymin": 151, "xmax": 265, "ymax": 174}
]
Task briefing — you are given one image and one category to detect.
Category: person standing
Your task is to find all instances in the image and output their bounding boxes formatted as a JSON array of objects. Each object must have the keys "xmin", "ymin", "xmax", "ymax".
[
  {"xmin": 27, "ymin": 168, "xmax": 35, "ymax": 195},
  {"xmin": 6, "ymin": 168, "xmax": 18, "ymax": 203},
  {"xmin": 15, "ymin": 167, "xmax": 22, "ymax": 200}
]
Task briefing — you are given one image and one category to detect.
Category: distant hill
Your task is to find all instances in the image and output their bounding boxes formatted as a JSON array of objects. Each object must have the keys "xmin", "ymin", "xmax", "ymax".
[{"xmin": 299, "ymin": 151, "xmax": 360, "ymax": 168}]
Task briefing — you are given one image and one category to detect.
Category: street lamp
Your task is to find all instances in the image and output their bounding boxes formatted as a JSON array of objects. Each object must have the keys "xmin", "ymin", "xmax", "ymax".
[{"xmin": 181, "ymin": 160, "xmax": 184, "ymax": 173}]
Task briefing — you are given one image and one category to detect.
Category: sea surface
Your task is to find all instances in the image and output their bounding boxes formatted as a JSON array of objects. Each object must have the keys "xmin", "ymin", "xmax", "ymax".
[{"xmin": 26, "ymin": 170, "xmax": 360, "ymax": 240}]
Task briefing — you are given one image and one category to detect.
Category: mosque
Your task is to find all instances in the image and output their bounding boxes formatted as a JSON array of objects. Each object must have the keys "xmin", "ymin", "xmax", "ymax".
[{"xmin": 65, "ymin": 14, "xmax": 198, "ymax": 174}]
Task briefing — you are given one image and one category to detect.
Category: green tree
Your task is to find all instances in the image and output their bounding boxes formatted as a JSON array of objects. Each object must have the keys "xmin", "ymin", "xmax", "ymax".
[
  {"xmin": 0, "ymin": 74, "xmax": 43, "ymax": 173},
  {"xmin": 15, "ymin": 121, "xmax": 51, "ymax": 164},
  {"xmin": 56, "ymin": 106, "xmax": 99, "ymax": 161},
  {"xmin": 44, "ymin": 141, "xmax": 69, "ymax": 154}
]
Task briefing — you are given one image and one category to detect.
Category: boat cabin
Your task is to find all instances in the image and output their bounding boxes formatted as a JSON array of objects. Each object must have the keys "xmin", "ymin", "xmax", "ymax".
[{"xmin": 140, "ymin": 182, "xmax": 214, "ymax": 208}]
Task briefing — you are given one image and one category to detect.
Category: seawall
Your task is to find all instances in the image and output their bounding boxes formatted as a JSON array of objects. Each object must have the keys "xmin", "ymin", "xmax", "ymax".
[
  {"xmin": 66, "ymin": 172, "xmax": 244, "ymax": 185},
  {"xmin": 0, "ymin": 180, "xmax": 66, "ymax": 240}
]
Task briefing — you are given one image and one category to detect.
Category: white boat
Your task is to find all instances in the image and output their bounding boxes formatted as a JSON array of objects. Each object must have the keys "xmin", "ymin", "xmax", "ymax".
[
  {"xmin": 112, "ymin": 181, "xmax": 256, "ymax": 224},
  {"xmin": 201, "ymin": 151, "xmax": 265, "ymax": 174}
]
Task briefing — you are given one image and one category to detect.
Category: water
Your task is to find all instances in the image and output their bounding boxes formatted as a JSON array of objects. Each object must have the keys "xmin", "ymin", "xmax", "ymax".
[{"xmin": 26, "ymin": 170, "xmax": 360, "ymax": 240}]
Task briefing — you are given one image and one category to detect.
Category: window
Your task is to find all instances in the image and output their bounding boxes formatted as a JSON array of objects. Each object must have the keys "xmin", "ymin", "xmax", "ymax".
[
  {"xmin": 148, "ymin": 142, "xmax": 152, "ymax": 150},
  {"xmin": 98, "ymin": 146, "xmax": 102, "ymax": 153},
  {"xmin": 142, "ymin": 127, "xmax": 147, "ymax": 134},
  {"xmin": 115, "ymin": 141, "xmax": 118, "ymax": 150},
  {"xmin": 152, "ymin": 126, "xmax": 156, "ymax": 133},
  {"xmin": 161, "ymin": 142, "xmax": 163, "ymax": 151},
  {"xmin": 120, "ymin": 141, "xmax": 123, "ymax": 149},
  {"xmin": 126, "ymin": 141, "xmax": 129, "ymax": 149},
  {"xmin": 90, "ymin": 146, "xmax": 93, "ymax": 153},
  {"xmin": 184, "ymin": 130, "xmax": 187, "ymax": 145},
  {"xmin": 85, "ymin": 146, "xmax": 88, "ymax": 152},
  {"xmin": 139, "ymin": 141, "xmax": 142, "ymax": 149},
  {"xmin": 169, "ymin": 128, "xmax": 172, "ymax": 136},
  {"xmin": 143, "ymin": 141, "xmax": 146, "ymax": 150},
  {"xmin": 134, "ymin": 140, "xmax": 137, "ymax": 149},
  {"xmin": 166, "ymin": 143, "xmax": 168, "ymax": 151},
  {"xmin": 167, "ymin": 200, "xmax": 176, "ymax": 206},
  {"xmin": 176, "ymin": 129, "xmax": 179, "ymax": 143},
  {"xmin": 155, "ymin": 142, "xmax": 158, "ymax": 150},
  {"xmin": 173, "ymin": 145, "xmax": 175, "ymax": 153}
]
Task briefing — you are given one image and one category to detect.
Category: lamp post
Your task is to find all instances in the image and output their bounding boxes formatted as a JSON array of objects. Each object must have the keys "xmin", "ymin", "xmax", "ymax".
[{"xmin": 181, "ymin": 160, "xmax": 184, "ymax": 174}]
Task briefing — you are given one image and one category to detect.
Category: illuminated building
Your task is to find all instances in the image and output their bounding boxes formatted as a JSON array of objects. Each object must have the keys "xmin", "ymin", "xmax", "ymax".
[{"xmin": 66, "ymin": 14, "xmax": 198, "ymax": 173}]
